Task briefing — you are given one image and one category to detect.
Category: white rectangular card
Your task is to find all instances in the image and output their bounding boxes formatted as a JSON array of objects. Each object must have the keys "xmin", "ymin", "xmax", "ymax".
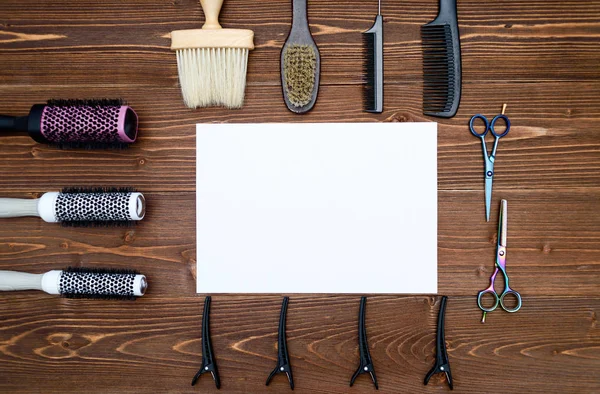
[{"xmin": 196, "ymin": 123, "xmax": 437, "ymax": 293}]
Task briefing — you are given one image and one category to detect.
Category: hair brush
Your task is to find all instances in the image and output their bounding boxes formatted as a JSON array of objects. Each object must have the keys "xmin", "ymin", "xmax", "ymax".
[
  {"xmin": 421, "ymin": 0, "xmax": 462, "ymax": 118},
  {"xmin": 0, "ymin": 187, "xmax": 145, "ymax": 226},
  {"xmin": 0, "ymin": 267, "xmax": 147, "ymax": 299},
  {"xmin": 280, "ymin": 0, "xmax": 320, "ymax": 113},
  {"xmin": 0, "ymin": 99, "xmax": 138, "ymax": 148}
]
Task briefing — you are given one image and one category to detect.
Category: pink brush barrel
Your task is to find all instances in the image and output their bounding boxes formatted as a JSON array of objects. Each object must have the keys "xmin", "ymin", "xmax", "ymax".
[
  {"xmin": 40, "ymin": 104, "xmax": 137, "ymax": 144},
  {"xmin": 0, "ymin": 99, "xmax": 138, "ymax": 148}
]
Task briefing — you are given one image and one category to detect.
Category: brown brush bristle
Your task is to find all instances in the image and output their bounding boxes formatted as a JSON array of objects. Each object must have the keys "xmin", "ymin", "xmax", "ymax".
[{"xmin": 283, "ymin": 45, "xmax": 317, "ymax": 108}]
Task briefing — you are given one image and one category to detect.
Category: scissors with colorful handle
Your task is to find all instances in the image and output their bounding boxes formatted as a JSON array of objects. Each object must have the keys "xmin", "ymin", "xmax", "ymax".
[
  {"xmin": 477, "ymin": 199, "xmax": 522, "ymax": 323},
  {"xmin": 469, "ymin": 104, "xmax": 511, "ymax": 222}
]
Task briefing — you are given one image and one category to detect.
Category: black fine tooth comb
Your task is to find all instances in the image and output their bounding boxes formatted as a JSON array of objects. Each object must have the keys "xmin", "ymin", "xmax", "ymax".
[
  {"xmin": 421, "ymin": 0, "xmax": 462, "ymax": 118},
  {"xmin": 363, "ymin": 0, "xmax": 383, "ymax": 113}
]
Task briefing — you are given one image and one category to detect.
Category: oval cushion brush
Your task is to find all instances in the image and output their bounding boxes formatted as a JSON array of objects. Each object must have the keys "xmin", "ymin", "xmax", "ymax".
[
  {"xmin": 171, "ymin": 0, "xmax": 254, "ymax": 109},
  {"xmin": 280, "ymin": 0, "xmax": 320, "ymax": 114},
  {"xmin": 0, "ymin": 187, "xmax": 145, "ymax": 226},
  {"xmin": 0, "ymin": 267, "xmax": 147, "ymax": 299},
  {"xmin": 421, "ymin": 0, "xmax": 462, "ymax": 118},
  {"xmin": 0, "ymin": 99, "xmax": 138, "ymax": 148}
]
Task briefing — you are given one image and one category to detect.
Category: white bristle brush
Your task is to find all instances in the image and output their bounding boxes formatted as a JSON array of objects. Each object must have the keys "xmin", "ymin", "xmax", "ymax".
[
  {"xmin": 0, "ymin": 187, "xmax": 145, "ymax": 226},
  {"xmin": 0, "ymin": 267, "xmax": 147, "ymax": 299},
  {"xmin": 170, "ymin": 0, "xmax": 254, "ymax": 109}
]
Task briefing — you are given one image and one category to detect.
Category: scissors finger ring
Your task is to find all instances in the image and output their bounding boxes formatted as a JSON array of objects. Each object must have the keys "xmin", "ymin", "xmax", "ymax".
[
  {"xmin": 499, "ymin": 289, "xmax": 522, "ymax": 313},
  {"xmin": 490, "ymin": 114, "xmax": 511, "ymax": 137}
]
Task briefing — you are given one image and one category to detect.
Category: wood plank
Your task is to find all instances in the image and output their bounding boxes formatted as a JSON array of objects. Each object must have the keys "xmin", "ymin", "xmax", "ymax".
[
  {"xmin": 0, "ymin": 0, "xmax": 599, "ymax": 86},
  {"xmin": 0, "ymin": 190, "xmax": 597, "ymax": 297},
  {"xmin": 0, "ymin": 295, "xmax": 598, "ymax": 393},
  {"xmin": 0, "ymin": 82, "xmax": 598, "ymax": 193}
]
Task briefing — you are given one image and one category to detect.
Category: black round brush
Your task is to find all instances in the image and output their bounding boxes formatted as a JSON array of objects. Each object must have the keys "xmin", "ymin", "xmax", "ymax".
[{"xmin": 0, "ymin": 99, "xmax": 138, "ymax": 148}]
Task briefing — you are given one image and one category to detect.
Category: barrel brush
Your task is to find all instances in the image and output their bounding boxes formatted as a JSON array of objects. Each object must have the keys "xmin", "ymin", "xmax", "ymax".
[
  {"xmin": 0, "ymin": 187, "xmax": 145, "ymax": 227},
  {"xmin": 0, "ymin": 267, "xmax": 147, "ymax": 299},
  {"xmin": 0, "ymin": 99, "xmax": 138, "ymax": 148}
]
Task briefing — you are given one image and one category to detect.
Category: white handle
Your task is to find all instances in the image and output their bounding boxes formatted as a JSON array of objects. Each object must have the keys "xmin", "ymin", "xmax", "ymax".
[
  {"xmin": 0, "ymin": 271, "xmax": 44, "ymax": 291},
  {"xmin": 0, "ymin": 198, "xmax": 40, "ymax": 218},
  {"xmin": 0, "ymin": 270, "xmax": 61, "ymax": 294}
]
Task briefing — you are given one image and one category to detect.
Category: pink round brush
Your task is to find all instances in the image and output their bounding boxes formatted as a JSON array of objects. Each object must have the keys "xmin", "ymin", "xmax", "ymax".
[{"xmin": 0, "ymin": 99, "xmax": 138, "ymax": 148}]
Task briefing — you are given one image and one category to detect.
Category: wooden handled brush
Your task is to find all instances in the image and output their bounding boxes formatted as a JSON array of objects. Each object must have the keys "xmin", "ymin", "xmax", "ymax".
[{"xmin": 171, "ymin": 0, "xmax": 254, "ymax": 109}]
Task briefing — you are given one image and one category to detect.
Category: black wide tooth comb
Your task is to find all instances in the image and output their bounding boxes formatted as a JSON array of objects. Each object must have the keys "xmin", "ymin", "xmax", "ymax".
[
  {"xmin": 421, "ymin": 0, "xmax": 462, "ymax": 118},
  {"xmin": 363, "ymin": 0, "xmax": 383, "ymax": 113}
]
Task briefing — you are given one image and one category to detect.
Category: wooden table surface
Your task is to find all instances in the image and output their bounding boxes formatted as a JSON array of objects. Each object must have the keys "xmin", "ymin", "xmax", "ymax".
[{"xmin": 0, "ymin": 0, "xmax": 599, "ymax": 393}]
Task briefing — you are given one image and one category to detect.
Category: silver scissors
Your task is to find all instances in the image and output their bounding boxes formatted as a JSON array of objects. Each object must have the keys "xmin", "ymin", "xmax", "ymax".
[
  {"xmin": 477, "ymin": 199, "xmax": 522, "ymax": 323},
  {"xmin": 469, "ymin": 104, "xmax": 511, "ymax": 221}
]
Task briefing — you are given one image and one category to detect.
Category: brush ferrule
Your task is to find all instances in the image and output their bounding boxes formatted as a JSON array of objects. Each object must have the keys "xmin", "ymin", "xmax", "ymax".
[
  {"xmin": 41, "ymin": 270, "xmax": 62, "ymax": 294},
  {"xmin": 170, "ymin": 29, "xmax": 254, "ymax": 50},
  {"xmin": 38, "ymin": 192, "xmax": 60, "ymax": 223},
  {"xmin": 27, "ymin": 104, "xmax": 48, "ymax": 144}
]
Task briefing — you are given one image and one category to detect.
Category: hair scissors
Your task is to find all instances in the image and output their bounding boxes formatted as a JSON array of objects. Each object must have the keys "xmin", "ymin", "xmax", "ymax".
[
  {"xmin": 477, "ymin": 199, "xmax": 522, "ymax": 323},
  {"xmin": 469, "ymin": 104, "xmax": 511, "ymax": 222}
]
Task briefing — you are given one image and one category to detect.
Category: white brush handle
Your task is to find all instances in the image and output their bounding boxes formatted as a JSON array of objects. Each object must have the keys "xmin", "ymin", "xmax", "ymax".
[
  {"xmin": 0, "ymin": 270, "xmax": 61, "ymax": 294},
  {"xmin": 200, "ymin": 0, "xmax": 224, "ymax": 29},
  {"xmin": 0, "ymin": 198, "xmax": 39, "ymax": 218},
  {"xmin": 0, "ymin": 192, "xmax": 59, "ymax": 222}
]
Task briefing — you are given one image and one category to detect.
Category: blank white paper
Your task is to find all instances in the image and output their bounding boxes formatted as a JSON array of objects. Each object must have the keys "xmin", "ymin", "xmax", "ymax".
[{"xmin": 196, "ymin": 123, "xmax": 437, "ymax": 294}]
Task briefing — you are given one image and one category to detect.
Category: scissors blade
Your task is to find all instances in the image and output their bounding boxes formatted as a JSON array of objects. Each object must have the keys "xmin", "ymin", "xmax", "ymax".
[
  {"xmin": 485, "ymin": 177, "xmax": 493, "ymax": 222},
  {"xmin": 498, "ymin": 199, "xmax": 507, "ymax": 247}
]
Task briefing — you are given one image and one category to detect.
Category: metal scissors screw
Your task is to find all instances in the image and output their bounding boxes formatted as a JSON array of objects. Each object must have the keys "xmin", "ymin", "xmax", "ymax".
[
  {"xmin": 191, "ymin": 296, "xmax": 221, "ymax": 389},
  {"xmin": 477, "ymin": 199, "xmax": 522, "ymax": 323},
  {"xmin": 266, "ymin": 296, "xmax": 294, "ymax": 390},
  {"xmin": 350, "ymin": 296, "xmax": 378, "ymax": 389},
  {"xmin": 469, "ymin": 103, "xmax": 511, "ymax": 222}
]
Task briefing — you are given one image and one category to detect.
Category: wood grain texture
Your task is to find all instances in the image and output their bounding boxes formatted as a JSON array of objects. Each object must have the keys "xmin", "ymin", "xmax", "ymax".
[
  {"xmin": 0, "ymin": 296, "xmax": 598, "ymax": 393},
  {"xmin": 0, "ymin": 0, "xmax": 599, "ymax": 393}
]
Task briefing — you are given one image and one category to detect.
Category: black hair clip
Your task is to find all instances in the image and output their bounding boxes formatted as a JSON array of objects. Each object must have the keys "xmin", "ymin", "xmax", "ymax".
[
  {"xmin": 266, "ymin": 296, "xmax": 294, "ymax": 390},
  {"xmin": 350, "ymin": 296, "xmax": 378, "ymax": 389},
  {"xmin": 424, "ymin": 296, "xmax": 453, "ymax": 390},
  {"xmin": 191, "ymin": 296, "xmax": 220, "ymax": 389}
]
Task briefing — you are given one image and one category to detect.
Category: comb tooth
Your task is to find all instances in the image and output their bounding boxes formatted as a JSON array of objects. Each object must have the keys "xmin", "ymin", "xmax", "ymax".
[
  {"xmin": 424, "ymin": 79, "xmax": 456, "ymax": 82},
  {"xmin": 421, "ymin": 20, "xmax": 460, "ymax": 116},
  {"xmin": 423, "ymin": 61, "xmax": 452, "ymax": 66},
  {"xmin": 362, "ymin": 33, "xmax": 376, "ymax": 111},
  {"xmin": 424, "ymin": 86, "xmax": 454, "ymax": 94},
  {"xmin": 362, "ymin": 14, "xmax": 383, "ymax": 113}
]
